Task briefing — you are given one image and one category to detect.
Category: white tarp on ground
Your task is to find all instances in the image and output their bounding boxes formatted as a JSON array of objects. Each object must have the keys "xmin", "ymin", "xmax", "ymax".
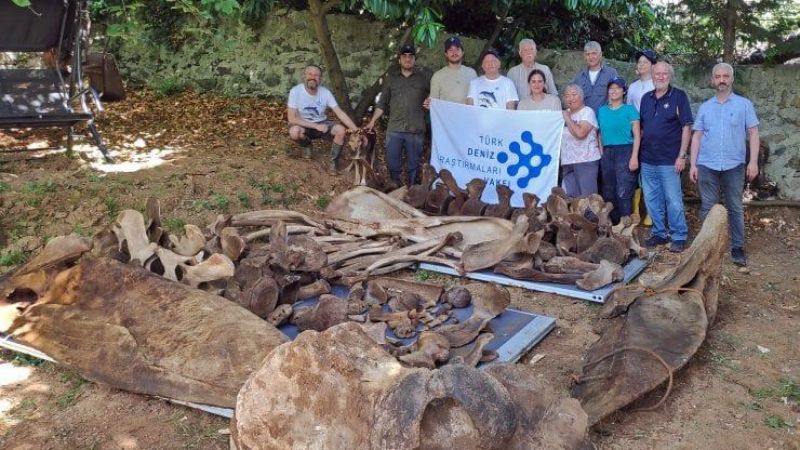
[{"xmin": 429, "ymin": 99, "xmax": 564, "ymax": 207}]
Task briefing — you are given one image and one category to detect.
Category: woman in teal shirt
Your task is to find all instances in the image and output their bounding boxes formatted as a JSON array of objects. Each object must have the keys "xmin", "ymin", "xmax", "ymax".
[{"xmin": 597, "ymin": 77, "xmax": 640, "ymax": 224}]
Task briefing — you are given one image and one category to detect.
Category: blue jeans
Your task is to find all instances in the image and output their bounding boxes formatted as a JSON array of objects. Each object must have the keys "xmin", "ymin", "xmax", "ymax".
[
  {"xmin": 600, "ymin": 144, "xmax": 637, "ymax": 223},
  {"xmin": 562, "ymin": 160, "xmax": 599, "ymax": 197},
  {"xmin": 386, "ymin": 131, "xmax": 424, "ymax": 186},
  {"xmin": 641, "ymin": 163, "xmax": 688, "ymax": 242},
  {"xmin": 697, "ymin": 164, "xmax": 745, "ymax": 250}
]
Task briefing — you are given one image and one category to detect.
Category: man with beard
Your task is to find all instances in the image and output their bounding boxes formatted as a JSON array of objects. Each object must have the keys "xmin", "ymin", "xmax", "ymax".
[
  {"xmin": 639, "ymin": 62, "xmax": 693, "ymax": 253},
  {"xmin": 571, "ymin": 41, "xmax": 619, "ymax": 114},
  {"xmin": 466, "ymin": 48, "xmax": 518, "ymax": 109},
  {"xmin": 507, "ymin": 38, "xmax": 558, "ymax": 101},
  {"xmin": 366, "ymin": 45, "xmax": 431, "ymax": 186},
  {"xmin": 425, "ymin": 36, "xmax": 477, "ymax": 105},
  {"xmin": 689, "ymin": 63, "xmax": 760, "ymax": 266},
  {"xmin": 287, "ymin": 64, "xmax": 359, "ymax": 173}
]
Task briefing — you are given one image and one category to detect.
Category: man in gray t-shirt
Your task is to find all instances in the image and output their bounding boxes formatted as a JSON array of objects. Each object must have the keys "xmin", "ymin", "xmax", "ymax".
[
  {"xmin": 424, "ymin": 36, "xmax": 477, "ymax": 106},
  {"xmin": 287, "ymin": 64, "xmax": 358, "ymax": 174}
]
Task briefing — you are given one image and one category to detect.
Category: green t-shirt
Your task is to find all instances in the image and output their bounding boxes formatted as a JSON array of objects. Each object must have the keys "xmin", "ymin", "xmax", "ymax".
[{"xmin": 597, "ymin": 104, "xmax": 639, "ymax": 146}]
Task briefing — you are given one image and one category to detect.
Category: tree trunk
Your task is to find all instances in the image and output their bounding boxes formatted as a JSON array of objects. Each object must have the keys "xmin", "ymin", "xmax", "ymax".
[
  {"xmin": 721, "ymin": 0, "xmax": 738, "ymax": 63},
  {"xmin": 473, "ymin": 1, "xmax": 513, "ymax": 68},
  {"xmin": 308, "ymin": 0, "xmax": 355, "ymax": 117},
  {"xmin": 352, "ymin": 25, "xmax": 415, "ymax": 122}
]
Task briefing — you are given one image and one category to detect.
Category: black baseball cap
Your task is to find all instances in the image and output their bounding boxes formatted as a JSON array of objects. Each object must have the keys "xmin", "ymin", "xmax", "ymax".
[
  {"xmin": 444, "ymin": 36, "xmax": 463, "ymax": 51},
  {"xmin": 482, "ymin": 47, "xmax": 501, "ymax": 62},
  {"xmin": 608, "ymin": 76, "xmax": 627, "ymax": 92},
  {"xmin": 634, "ymin": 49, "xmax": 657, "ymax": 64},
  {"xmin": 399, "ymin": 44, "xmax": 416, "ymax": 55}
]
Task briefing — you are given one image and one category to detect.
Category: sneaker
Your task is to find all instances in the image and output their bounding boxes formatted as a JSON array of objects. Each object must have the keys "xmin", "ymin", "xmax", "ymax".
[
  {"xmin": 731, "ymin": 248, "xmax": 747, "ymax": 266},
  {"xmin": 669, "ymin": 240, "xmax": 686, "ymax": 253},
  {"xmin": 645, "ymin": 235, "xmax": 669, "ymax": 248}
]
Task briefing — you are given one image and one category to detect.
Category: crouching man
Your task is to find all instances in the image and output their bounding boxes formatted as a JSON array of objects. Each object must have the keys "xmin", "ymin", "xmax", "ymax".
[{"xmin": 287, "ymin": 64, "xmax": 359, "ymax": 174}]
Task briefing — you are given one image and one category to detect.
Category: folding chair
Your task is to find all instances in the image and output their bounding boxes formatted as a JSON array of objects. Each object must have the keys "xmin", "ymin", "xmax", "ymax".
[{"xmin": 0, "ymin": 0, "xmax": 113, "ymax": 162}]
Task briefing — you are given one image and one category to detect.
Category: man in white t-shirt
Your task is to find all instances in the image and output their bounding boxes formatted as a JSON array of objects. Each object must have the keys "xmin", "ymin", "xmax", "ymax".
[
  {"xmin": 626, "ymin": 49, "xmax": 656, "ymax": 111},
  {"xmin": 287, "ymin": 64, "xmax": 358, "ymax": 173},
  {"xmin": 506, "ymin": 38, "xmax": 558, "ymax": 100},
  {"xmin": 466, "ymin": 48, "xmax": 518, "ymax": 110}
]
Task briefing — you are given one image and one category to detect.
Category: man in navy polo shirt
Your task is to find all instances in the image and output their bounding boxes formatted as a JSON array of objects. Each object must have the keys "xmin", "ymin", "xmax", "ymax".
[
  {"xmin": 571, "ymin": 41, "xmax": 619, "ymax": 113},
  {"xmin": 689, "ymin": 63, "xmax": 760, "ymax": 266},
  {"xmin": 639, "ymin": 62, "xmax": 693, "ymax": 253}
]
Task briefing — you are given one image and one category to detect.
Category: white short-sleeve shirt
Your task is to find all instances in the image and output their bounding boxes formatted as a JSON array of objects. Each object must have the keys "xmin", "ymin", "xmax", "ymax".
[
  {"xmin": 467, "ymin": 75, "xmax": 519, "ymax": 109},
  {"xmin": 561, "ymin": 106, "xmax": 600, "ymax": 165},
  {"xmin": 287, "ymin": 84, "xmax": 338, "ymax": 123}
]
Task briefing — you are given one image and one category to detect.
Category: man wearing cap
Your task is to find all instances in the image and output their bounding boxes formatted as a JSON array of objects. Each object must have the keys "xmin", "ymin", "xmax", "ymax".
[
  {"xmin": 571, "ymin": 41, "xmax": 619, "ymax": 114},
  {"xmin": 466, "ymin": 49, "xmax": 518, "ymax": 109},
  {"xmin": 287, "ymin": 64, "xmax": 360, "ymax": 173},
  {"xmin": 365, "ymin": 45, "xmax": 431, "ymax": 186},
  {"xmin": 689, "ymin": 63, "xmax": 760, "ymax": 266},
  {"xmin": 627, "ymin": 49, "xmax": 657, "ymax": 112},
  {"xmin": 639, "ymin": 62, "xmax": 692, "ymax": 253},
  {"xmin": 425, "ymin": 36, "xmax": 477, "ymax": 105},
  {"xmin": 506, "ymin": 38, "xmax": 558, "ymax": 101}
]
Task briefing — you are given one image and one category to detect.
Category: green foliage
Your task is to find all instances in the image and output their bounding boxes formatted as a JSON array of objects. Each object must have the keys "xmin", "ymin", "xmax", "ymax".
[
  {"xmin": 192, "ymin": 199, "xmax": 214, "ymax": 210},
  {"xmin": 751, "ymin": 377, "xmax": 800, "ymax": 402},
  {"xmin": 250, "ymin": 176, "xmax": 300, "ymax": 207},
  {"xmin": 22, "ymin": 179, "xmax": 56, "ymax": 194},
  {"xmin": 765, "ymin": 415, "xmax": 788, "ymax": 429},
  {"xmin": 57, "ymin": 371, "xmax": 88, "ymax": 410},
  {"xmin": 415, "ymin": 269, "xmax": 431, "ymax": 281},
  {"xmin": 163, "ymin": 217, "xmax": 187, "ymax": 233},
  {"xmin": 104, "ymin": 197, "xmax": 120, "ymax": 220},
  {"xmin": 0, "ymin": 251, "xmax": 27, "ymax": 266},
  {"xmin": 11, "ymin": 0, "xmax": 31, "ymax": 6},
  {"xmin": 7, "ymin": 352, "xmax": 46, "ymax": 366},
  {"xmin": 212, "ymin": 193, "xmax": 230, "ymax": 210},
  {"xmin": 237, "ymin": 191, "xmax": 252, "ymax": 208},
  {"xmin": 154, "ymin": 77, "xmax": 187, "ymax": 97},
  {"xmin": 0, "ymin": 181, "xmax": 9, "ymax": 193},
  {"xmin": 315, "ymin": 194, "xmax": 331, "ymax": 210},
  {"xmin": 72, "ymin": 224, "xmax": 93, "ymax": 237}
]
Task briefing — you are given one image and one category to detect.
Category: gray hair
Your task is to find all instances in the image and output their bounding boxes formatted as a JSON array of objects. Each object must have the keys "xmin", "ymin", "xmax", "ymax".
[
  {"xmin": 712, "ymin": 62, "xmax": 734, "ymax": 77},
  {"xmin": 584, "ymin": 41, "xmax": 602, "ymax": 52},
  {"xmin": 654, "ymin": 61, "xmax": 674, "ymax": 77},
  {"xmin": 519, "ymin": 39, "xmax": 537, "ymax": 50},
  {"xmin": 564, "ymin": 83, "xmax": 585, "ymax": 100}
]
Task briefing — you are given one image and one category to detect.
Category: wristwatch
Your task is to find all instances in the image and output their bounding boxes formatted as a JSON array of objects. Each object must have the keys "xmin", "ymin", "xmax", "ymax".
[{"xmin": 679, "ymin": 153, "xmax": 689, "ymax": 160}]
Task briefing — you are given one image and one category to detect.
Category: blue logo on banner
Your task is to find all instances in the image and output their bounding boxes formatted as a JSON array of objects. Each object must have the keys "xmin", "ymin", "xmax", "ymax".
[{"xmin": 497, "ymin": 131, "xmax": 551, "ymax": 189}]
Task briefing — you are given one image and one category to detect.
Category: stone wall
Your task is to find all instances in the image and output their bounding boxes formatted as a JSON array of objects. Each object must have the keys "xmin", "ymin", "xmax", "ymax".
[{"xmin": 116, "ymin": 11, "xmax": 800, "ymax": 199}]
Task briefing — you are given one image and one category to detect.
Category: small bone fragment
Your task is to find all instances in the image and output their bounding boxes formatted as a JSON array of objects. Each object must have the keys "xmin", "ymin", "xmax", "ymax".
[
  {"xmin": 168, "ymin": 224, "xmax": 206, "ymax": 257},
  {"xmin": 297, "ymin": 279, "xmax": 331, "ymax": 299},
  {"xmin": 291, "ymin": 294, "xmax": 348, "ymax": 331},
  {"xmin": 113, "ymin": 210, "xmax": 157, "ymax": 266},
  {"xmin": 398, "ymin": 332, "xmax": 450, "ymax": 368},
  {"xmin": 544, "ymin": 256, "xmax": 600, "ymax": 275},
  {"xmin": 389, "ymin": 292, "xmax": 422, "ymax": 312},
  {"xmin": 459, "ymin": 333, "xmax": 495, "ymax": 367},
  {"xmin": 365, "ymin": 281, "xmax": 388, "ymax": 305},
  {"xmin": 441, "ymin": 286, "xmax": 471, "ymax": 308},
  {"xmin": 575, "ymin": 260, "xmax": 624, "ymax": 291},
  {"xmin": 267, "ymin": 304, "xmax": 293, "ymax": 327},
  {"xmin": 220, "ymin": 227, "xmax": 245, "ymax": 262},
  {"xmin": 148, "ymin": 247, "xmax": 195, "ymax": 282}
]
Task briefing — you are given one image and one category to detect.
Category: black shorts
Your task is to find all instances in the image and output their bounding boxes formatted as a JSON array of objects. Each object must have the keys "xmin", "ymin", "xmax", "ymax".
[{"xmin": 291, "ymin": 120, "xmax": 336, "ymax": 140}]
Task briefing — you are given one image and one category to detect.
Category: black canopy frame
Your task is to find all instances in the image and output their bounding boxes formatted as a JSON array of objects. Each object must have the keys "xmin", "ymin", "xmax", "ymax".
[{"xmin": 0, "ymin": 0, "xmax": 113, "ymax": 162}]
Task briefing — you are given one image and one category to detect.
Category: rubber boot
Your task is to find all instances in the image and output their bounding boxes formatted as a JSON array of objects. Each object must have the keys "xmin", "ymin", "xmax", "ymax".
[
  {"xmin": 302, "ymin": 146, "xmax": 312, "ymax": 159},
  {"xmin": 633, "ymin": 188, "xmax": 653, "ymax": 226},
  {"xmin": 329, "ymin": 143, "xmax": 343, "ymax": 175}
]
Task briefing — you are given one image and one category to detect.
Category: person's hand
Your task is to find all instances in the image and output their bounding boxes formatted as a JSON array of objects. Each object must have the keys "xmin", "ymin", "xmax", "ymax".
[
  {"xmin": 746, "ymin": 161, "xmax": 759, "ymax": 181},
  {"xmin": 674, "ymin": 157, "xmax": 686, "ymax": 173},
  {"xmin": 562, "ymin": 110, "xmax": 571, "ymax": 121},
  {"xmin": 364, "ymin": 120, "xmax": 376, "ymax": 131},
  {"xmin": 689, "ymin": 165, "xmax": 699, "ymax": 183},
  {"xmin": 423, "ymin": 97, "xmax": 431, "ymax": 110},
  {"xmin": 628, "ymin": 156, "xmax": 639, "ymax": 172},
  {"xmin": 316, "ymin": 123, "xmax": 329, "ymax": 134}
]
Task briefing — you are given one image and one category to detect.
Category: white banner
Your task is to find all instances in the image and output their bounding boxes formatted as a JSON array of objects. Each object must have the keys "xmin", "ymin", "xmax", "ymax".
[{"xmin": 430, "ymin": 99, "xmax": 564, "ymax": 207}]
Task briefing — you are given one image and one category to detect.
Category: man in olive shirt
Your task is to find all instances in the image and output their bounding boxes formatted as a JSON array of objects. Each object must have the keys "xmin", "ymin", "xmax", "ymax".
[
  {"xmin": 426, "ymin": 36, "xmax": 477, "ymax": 105},
  {"xmin": 366, "ymin": 45, "xmax": 431, "ymax": 186}
]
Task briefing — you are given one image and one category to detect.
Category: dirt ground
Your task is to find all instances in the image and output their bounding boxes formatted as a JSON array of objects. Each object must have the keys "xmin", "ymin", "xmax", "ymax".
[{"xmin": 0, "ymin": 91, "xmax": 798, "ymax": 450}]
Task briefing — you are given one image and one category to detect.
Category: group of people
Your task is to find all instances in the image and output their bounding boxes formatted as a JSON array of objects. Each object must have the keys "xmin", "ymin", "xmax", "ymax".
[{"xmin": 285, "ymin": 38, "xmax": 760, "ymax": 266}]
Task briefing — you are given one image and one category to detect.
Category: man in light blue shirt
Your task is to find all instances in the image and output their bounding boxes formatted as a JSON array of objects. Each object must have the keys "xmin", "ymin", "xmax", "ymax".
[{"xmin": 689, "ymin": 63, "xmax": 760, "ymax": 266}]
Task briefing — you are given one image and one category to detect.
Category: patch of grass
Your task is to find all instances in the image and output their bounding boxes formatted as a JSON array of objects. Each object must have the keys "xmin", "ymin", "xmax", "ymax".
[
  {"xmin": 192, "ymin": 199, "xmax": 213, "ymax": 210},
  {"xmin": 0, "ymin": 181, "xmax": 9, "ymax": 193},
  {"xmin": 0, "ymin": 250, "xmax": 27, "ymax": 266},
  {"xmin": 746, "ymin": 401, "xmax": 764, "ymax": 411},
  {"xmin": 316, "ymin": 194, "xmax": 331, "ymax": 210},
  {"xmin": 9, "ymin": 398, "xmax": 36, "ymax": 417},
  {"xmin": 237, "ymin": 191, "xmax": 251, "ymax": 208},
  {"xmin": 154, "ymin": 77, "xmax": 186, "ymax": 97},
  {"xmin": 211, "ymin": 193, "xmax": 229, "ymax": 210},
  {"xmin": 104, "ymin": 197, "xmax": 120, "ymax": 220},
  {"xmin": 163, "ymin": 217, "xmax": 187, "ymax": 234},
  {"xmin": 250, "ymin": 176, "xmax": 301, "ymax": 207},
  {"xmin": 57, "ymin": 370, "xmax": 87, "ymax": 410},
  {"xmin": 752, "ymin": 377, "xmax": 800, "ymax": 402},
  {"xmin": 72, "ymin": 224, "xmax": 92, "ymax": 237},
  {"xmin": 9, "ymin": 221, "xmax": 28, "ymax": 240},
  {"xmin": 165, "ymin": 412, "xmax": 227, "ymax": 450},
  {"xmin": 415, "ymin": 269, "xmax": 432, "ymax": 281},
  {"xmin": 765, "ymin": 415, "xmax": 789, "ymax": 429},
  {"xmin": 21, "ymin": 179, "xmax": 56, "ymax": 195},
  {"xmin": 88, "ymin": 173, "xmax": 102, "ymax": 183},
  {"xmin": 10, "ymin": 352, "xmax": 46, "ymax": 366},
  {"xmin": 709, "ymin": 350, "xmax": 734, "ymax": 367},
  {"xmin": 24, "ymin": 197, "xmax": 42, "ymax": 208}
]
